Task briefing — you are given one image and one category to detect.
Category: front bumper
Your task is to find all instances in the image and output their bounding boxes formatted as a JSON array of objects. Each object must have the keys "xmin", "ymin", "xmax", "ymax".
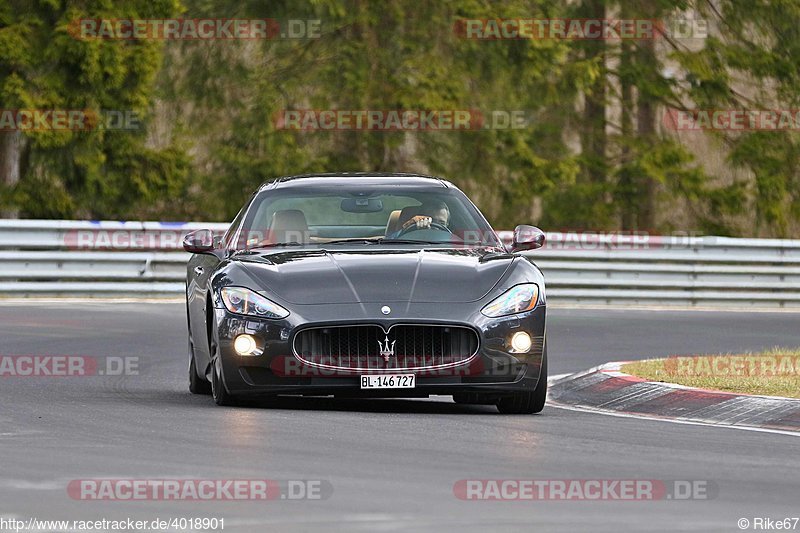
[{"xmin": 213, "ymin": 302, "xmax": 546, "ymax": 398}]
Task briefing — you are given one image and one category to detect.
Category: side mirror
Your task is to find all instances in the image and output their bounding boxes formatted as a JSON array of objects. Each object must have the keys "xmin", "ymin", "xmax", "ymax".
[
  {"xmin": 183, "ymin": 229, "xmax": 215, "ymax": 253},
  {"xmin": 510, "ymin": 225, "xmax": 545, "ymax": 253}
]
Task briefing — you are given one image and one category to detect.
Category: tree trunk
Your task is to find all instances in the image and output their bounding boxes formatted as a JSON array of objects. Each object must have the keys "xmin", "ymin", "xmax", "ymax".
[
  {"xmin": 635, "ymin": 36, "xmax": 658, "ymax": 231},
  {"xmin": 0, "ymin": 131, "xmax": 23, "ymax": 218},
  {"xmin": 618, "ymin": 41, "xmax": 636, "ymax": 229},
  {"xmin": 579, "ymin": 0, "xmax": 607, "ymax": 186}
]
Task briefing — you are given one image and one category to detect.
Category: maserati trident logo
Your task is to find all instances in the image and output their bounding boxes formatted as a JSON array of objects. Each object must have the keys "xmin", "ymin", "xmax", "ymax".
[{"xmin": 378, "ymin": 335, "xmax": 396, "ymax": 362}]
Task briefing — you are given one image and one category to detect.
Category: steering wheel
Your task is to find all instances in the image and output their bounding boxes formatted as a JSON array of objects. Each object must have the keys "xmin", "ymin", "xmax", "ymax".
[{"xmin": 397, "ymin": 220, "xmax": 453, "ymax": 237}]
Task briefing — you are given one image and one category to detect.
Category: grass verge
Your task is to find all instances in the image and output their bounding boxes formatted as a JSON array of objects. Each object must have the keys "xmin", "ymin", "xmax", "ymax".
[{"xmin": 621, "ymin": 347, "xmax": 800, "ymax": 399}]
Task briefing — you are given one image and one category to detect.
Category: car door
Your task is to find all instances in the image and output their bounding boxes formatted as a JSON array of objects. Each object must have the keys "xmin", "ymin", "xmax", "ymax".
[
  {"xmin": 187, "ymin": 248, "xmax": 222, "ymax": 374},
  {"xmin": 187, "ymin": 196, "xmax": 256, "ymax": 375}
]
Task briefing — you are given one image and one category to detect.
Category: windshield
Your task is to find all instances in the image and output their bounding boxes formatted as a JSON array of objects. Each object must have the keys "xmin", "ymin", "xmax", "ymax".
[{"xmin": 230, "ymin": 186, "xmax": 502, "ymax": 250}]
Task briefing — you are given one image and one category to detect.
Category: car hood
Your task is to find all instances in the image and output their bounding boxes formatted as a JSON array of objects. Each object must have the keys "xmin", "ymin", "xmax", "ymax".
[{"xmin": 233, "ymin": 248, "xmax": 514, "ymax": 305}]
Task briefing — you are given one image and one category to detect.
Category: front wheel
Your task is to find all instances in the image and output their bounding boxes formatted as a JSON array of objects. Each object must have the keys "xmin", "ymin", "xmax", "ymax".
[
  {"xmin": 211, "ymin": 358, "xmax": 237, "ymax": 406},
  {"xmin": 188, "ymin": 337, "xmax": 212, "ymax": 395},
  {"xmin": 496, "ymin": 348, "xmax": 547, "ymax": 414},
  {"xmin": 209, "ymin": 329, "xmax": 237, "ymax": 406}
]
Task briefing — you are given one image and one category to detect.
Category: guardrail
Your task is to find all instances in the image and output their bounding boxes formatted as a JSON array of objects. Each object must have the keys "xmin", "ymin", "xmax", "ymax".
[{"xmin": 1, "ymin": 219, "xmax": 800, "ymax": 307}]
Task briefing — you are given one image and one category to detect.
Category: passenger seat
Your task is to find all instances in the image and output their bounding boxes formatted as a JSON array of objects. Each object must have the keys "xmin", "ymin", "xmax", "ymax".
[{"xmin": 270, "ymin": 209, "xmax": 309, "ymax": 243}]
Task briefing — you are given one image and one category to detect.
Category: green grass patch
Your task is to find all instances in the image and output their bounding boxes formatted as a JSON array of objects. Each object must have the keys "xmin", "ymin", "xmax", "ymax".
[{"xmin": 621, "ymin": 347, "xmax": 800, "ymax": 399}]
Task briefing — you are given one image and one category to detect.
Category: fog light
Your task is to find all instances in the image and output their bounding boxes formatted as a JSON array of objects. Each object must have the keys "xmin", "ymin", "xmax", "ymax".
[
  {"xmin": 510, "ymin": 331, "xmax": 532, "ymax": 353},
  {"xmin": 234, "ymin": 334, "xmax": 260, "ymax": 356}
]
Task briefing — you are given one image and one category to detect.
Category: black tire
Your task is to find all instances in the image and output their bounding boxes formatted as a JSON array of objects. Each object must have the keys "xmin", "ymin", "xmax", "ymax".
[
  {"xmin": 209, "ymin": 331, "xmax": 237, "ymax": 406},
  {"xmin": 211, "ymin": 358, "xmax": 237, "ymax": 406},
  {"xmin": 496, "ymin": 348, "xmax": 548, "ymax": 414},
  {"xmin": 188, "ymin": 337, "xmax": 212, "ymax": 395}
]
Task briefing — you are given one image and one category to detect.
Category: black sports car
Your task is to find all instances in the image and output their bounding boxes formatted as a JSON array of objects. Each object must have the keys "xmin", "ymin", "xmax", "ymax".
[{"xmin": 184, "ymin": 173, "xmax": 548, "ymax": 413}]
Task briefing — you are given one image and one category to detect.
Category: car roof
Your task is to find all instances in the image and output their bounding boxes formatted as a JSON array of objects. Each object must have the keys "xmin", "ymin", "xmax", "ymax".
[{"xmin": 258, "ymin": 172, "xmax": 453, "ymax": 191}]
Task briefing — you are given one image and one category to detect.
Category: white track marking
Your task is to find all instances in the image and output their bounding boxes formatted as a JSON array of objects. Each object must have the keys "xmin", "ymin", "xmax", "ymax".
[
  {"xmin": 547, "ymin": 401, "xmax": 800, "ymax": 438},
  {"xmin": 548, "ymin": 303, "xmax": 800, "ymax": 313},
  {"xmin": 547, "ymin": 366, "xmax": 800, "ymax": 436},
  {"xmin": 0, "ymin": 298, "xmax": 182, "ymax": 304}
]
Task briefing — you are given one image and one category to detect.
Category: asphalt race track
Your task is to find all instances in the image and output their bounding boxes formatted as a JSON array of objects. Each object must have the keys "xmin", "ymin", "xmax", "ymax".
[{"xmin": 1, "ymin": 302, "xmax": 799, "ymax": 532}]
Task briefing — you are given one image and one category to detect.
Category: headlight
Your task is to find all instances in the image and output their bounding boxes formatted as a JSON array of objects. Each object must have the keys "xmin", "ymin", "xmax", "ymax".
[
  {"xmin": 481, "ymin": 284, "xmax": 539, "ymax": 317},
  {"xmin": 220, "ymin": 287, "xmax": 290, "ymax": 319}
]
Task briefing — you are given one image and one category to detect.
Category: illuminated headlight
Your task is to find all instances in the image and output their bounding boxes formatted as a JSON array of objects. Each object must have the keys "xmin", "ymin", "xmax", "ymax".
[
  {"xmin": 234, "ymin": 334, "xmax": 262, "ymax": 356},
  {"xmin": 481, "ymin": 284, "xmax": 539, "ymax": 318},
  {"xmin": 220, "ymin": 287, "xmax": 290, "ymax": 319},
  {"xmin": 510, "ymin": 331, "xmax": 533, "ymax": 353}
]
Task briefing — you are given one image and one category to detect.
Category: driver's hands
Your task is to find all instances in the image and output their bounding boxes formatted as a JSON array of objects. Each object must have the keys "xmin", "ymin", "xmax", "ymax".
[{"xmin": 401, "ymin": 215, "xmax": 433, "ymax": 230}]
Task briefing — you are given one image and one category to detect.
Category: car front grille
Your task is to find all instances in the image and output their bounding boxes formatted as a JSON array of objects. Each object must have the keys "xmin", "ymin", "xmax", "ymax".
[{"xmin": 293, "ymin": 324, "xmax": 479, "ymax": 371}]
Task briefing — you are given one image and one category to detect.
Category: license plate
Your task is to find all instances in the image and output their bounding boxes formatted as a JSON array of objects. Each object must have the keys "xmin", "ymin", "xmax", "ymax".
[{"xmin": 360, "ymin": 374, "xmax": 415, "ymax": 389}]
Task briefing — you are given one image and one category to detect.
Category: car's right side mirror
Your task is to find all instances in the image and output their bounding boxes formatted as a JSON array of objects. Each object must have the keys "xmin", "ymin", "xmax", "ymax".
[
  {"xmin": 183, "ymin": 229, "xmax": 215, "ymax": 253},
  {"xmin": 509, "ymin": 225, "xmax": 545, "ymax": 253}
]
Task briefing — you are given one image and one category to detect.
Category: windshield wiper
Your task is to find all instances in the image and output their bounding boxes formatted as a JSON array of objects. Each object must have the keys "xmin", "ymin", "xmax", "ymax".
[
  {"xmin": 322, "ymin": 238, "xmax": 457, "ymax": 246},
  {"xmin": 378, "ymin": 238, "xmax": 448, "ymax": 245},
  {"xmin": 249, "ymin": 242, "xmax": 306, "ymax": 249},
  {"xmin": 323, "ymin": 238, "xmax": 385, "ymax": 245}
]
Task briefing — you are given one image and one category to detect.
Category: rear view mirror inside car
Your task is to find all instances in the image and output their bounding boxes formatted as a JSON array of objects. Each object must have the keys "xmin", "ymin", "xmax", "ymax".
[{"xmin": 341, "ymin": 197, "xmax": 384, "ymax": 213}]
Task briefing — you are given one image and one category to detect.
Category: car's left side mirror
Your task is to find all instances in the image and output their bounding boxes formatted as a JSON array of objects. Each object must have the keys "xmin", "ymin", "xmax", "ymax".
[
  {"xmin": 509, "ymin": 225, "xmax": 545, "ymax": 253},
  {"xmin": 183, "ymin": 229, "xmax": 215, "ymax": 253}
]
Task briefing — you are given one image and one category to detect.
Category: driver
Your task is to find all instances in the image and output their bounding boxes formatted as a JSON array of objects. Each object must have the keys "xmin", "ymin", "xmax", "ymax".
[{"xmin": 392, "ymin": 200, "xmax": 450, "ymax": 237}]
